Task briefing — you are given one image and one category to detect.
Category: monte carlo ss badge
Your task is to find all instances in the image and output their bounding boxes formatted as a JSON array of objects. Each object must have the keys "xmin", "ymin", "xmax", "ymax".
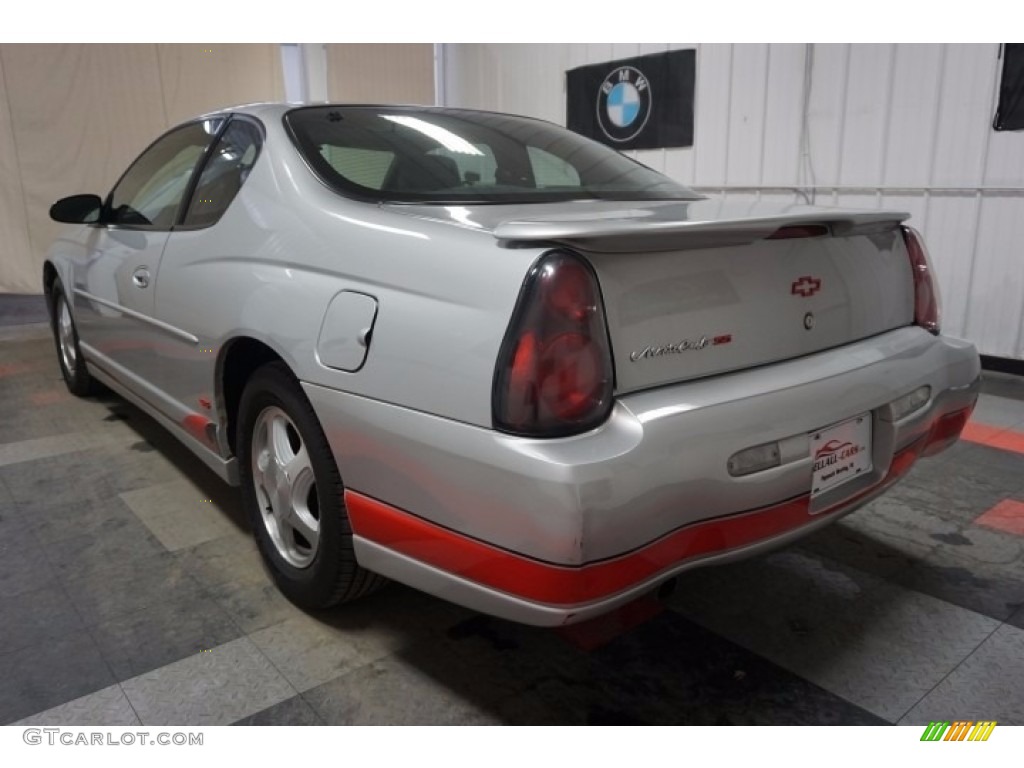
[
  {"xmin": 630, "ymin": 333, "xmax": 732, "ymax": 362},
  {"xmin": 597, "ymin": 66, "xmax": 652, "ymax": 143}
]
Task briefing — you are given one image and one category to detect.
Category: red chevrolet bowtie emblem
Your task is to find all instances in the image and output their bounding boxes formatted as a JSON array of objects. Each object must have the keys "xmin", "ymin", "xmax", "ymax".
[{"xmin": 791, "ymin": 276, "xmax": 822, "ymax": 297}]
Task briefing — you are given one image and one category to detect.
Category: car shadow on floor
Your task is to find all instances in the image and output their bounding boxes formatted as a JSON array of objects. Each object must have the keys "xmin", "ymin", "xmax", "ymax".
[{"xmin": 90, "ymin": 386, "xmax": 248, "ymax": 535}]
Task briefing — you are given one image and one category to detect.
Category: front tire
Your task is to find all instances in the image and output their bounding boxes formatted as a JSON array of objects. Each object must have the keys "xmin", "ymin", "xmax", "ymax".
[
  {"xmin": 237, "ymin": 361, "xmax": 385, "ymax": 609},
  {"xmin": 50, "ymin": 278, "xmax": 96, "ymax": 396}
]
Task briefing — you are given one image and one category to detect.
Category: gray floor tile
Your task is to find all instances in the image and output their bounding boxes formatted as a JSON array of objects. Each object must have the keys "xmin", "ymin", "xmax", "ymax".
[
  {"xmin": 12, "ymin": 684, "xmax": 140, "ymax": 726},
  {"xmin": 0, "ymin": 633, "xmax": 115, "ymax": 724},
  {"xmin": 0, "ymin": 471, "xmax": 16, "ymax": 508},
  {"xmin": 0, "ymin": 430, "xmax": 124, "ymax": 468},
  {"xmin": 900, "ymin": 623, "xmax": 1024, "ymax": 725},
  {"xmin": 248, "ymin": 584, "xmax": 474, "ymax": 693},
  {"xmin": 60, "ymin": 550, "xmax": 206, "ymax": 626},
  {"xmin": 781, "ymin": 583, "xmax": 999, "ymax": 722},
  {"xmin": 670, "ymin": 548, "xmax": 1000, "ymax": 722},
  {"xmin": 970, "ymin": 394, "xmax": 1024, "ymax": 430},
  {"xmin": 90, "ymin": 594, "xmax": 243, "ymax": 681},
  {"xmin": 173, "ymin": 534, "xmax": 268, "ymax": 589},
  {"xmin": 208, "ymin": 579, "xmax": 299, "ymax": 635},
  {"xmin": 0, "ymin": 502, "xmax": 37, "ymax": 550},
  {"xmin": 980, "ymin": 371, "xmax": 1024, "ymax": 402},
  {"xmin": 798, "ymin": 497, "xmax": 947, "ymax": 579},
  {"xmin": 248, "ymin": 615, "xmax": 397, "ymax": 693},
  {"xmin": 1008, "ymin": 603, "xmax": 1024, "ymax": 631},
  {"xmin": 885, "ymin": 463, "xmax": 1020, "ymax": 525},
  {"xmin": 41, "ymin": 509, "xmax": 167, "ymax": 576},
  {"xmin": 0, "ymin": 538, "xmax": 58, "ymax": 598},
  {"xmin": 121, "ymin": 479, "xmax": 239, "ymax": 552},
  {"xmin": 27, "ymin": 494, "xmax": 144, "ymax": 547},
  {"xmin": 304, "ymin": 655, "xmax": 501, "ymax": 725},
  {"xmin": 947, "ymin": 442, "xmax": 1024, "ymax": 482},
  {"xmin": 120, "ymin": 637, "xmax": 295, "ymax": 726},
  {"xmin": 0, "ymin": 583, "xmax": 85, "ymax": 654},
  {"xmin": 0, "ymin": 441, "xmax": 181, "ymax": 517},
  {"xmin": 669, "ymin": 548, "xmax": 890, "ymax": 663},
  {"xmin": 892, "ymin": 523, "xmax": 1024, "ymax": 621},
  {"xmin": 0, "ymin": 323, "xmax": 50, "ymax": 343},
  {"xmin": 403, "ymin": 610, "xmax": 884, "ymax": 726},
  {"xmin": 232, "ymin": 695, "xmax": 323, "ymax": 726}
]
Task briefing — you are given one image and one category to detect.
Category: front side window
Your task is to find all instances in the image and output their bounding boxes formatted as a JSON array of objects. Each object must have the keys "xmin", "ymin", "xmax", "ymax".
[
  {"xmin": 182, "ymin": 119, "xmax": 263, "ymax": 228},
  {"xmin": 107, "ymin": 120, "xmax": 222, "ymax": 228},
  {"xmin": 285, "ymin": 106, "xmax": 697, "ymax": 204}
]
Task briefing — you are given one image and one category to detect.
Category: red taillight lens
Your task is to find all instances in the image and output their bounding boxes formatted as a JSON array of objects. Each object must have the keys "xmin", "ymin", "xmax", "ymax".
[
  {"xmin": 901, "ymin": 225, "xmax": 941, "ymax": 334},
  {"xmin": 493, "ymin": 251, "xmax": 613, "ymax": 437}
]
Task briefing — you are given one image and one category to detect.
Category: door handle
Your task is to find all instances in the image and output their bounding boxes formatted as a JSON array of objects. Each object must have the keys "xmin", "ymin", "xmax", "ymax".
[{"xmin": 132, "ymin": 268, "xmax": 150, "ymax": 289}]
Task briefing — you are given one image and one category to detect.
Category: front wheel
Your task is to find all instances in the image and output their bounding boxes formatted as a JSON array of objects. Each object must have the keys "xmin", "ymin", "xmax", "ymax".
[
  {"xmin": 237, "ymin": 361, "xmax": 385, "ymax": 609},
  {"xmin": 50, "ymin": 278, "xmax": 96, "ymax": 396}
]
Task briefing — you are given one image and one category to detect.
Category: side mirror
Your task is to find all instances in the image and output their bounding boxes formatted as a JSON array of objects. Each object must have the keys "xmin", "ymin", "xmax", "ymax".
[{"xmin": 49, "ymin": 194, "xmax": 103, "ymax": 224}]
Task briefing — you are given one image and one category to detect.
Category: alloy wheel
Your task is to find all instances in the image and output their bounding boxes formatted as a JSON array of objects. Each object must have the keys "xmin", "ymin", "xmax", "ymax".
[{"xmin": 250, "ymin": 405, "xmax": 321, "ymax": 568}]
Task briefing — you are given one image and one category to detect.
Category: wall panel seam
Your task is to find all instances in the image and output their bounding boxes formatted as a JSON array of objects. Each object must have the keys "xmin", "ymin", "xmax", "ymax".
[
  {"xmin": 961, "ymin": 46, "xmax": 1000, "ymax": 337},
  {"xmin": 876, "ymin": 43, "xmax": 897, "ymax": 208},
  {"xmin": 832, "ymin": 44, "xmax": 852, "ymax": 204}
]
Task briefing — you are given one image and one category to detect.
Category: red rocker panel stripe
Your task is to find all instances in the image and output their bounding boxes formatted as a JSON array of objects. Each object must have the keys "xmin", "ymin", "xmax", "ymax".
[{"xmin": 345, "ymin": 438, "xmax": 925, "ymax": 606}]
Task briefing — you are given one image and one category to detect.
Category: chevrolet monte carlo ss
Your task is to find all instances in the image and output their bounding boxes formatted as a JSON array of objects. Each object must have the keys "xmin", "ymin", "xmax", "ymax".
[{"xmin": 44, "ymin": 103, "xmax": 980, "ymax": 625}]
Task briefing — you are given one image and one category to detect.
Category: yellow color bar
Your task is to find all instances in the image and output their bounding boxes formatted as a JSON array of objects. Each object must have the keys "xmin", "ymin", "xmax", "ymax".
[
  {"xmin": 968, "ymin": 721, "xmax": 997, "ymax": 742},
  {"xmin": 944, "ymin": 721, "xmax": 971, "ymax": 741}
]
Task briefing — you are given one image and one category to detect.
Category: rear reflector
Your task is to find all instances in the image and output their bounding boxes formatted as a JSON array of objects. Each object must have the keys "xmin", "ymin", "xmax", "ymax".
[
  {"xmin": 727, "ymin": 442, "xmax": 782, "ymax": 477},
  {"xmin": 885, "ymin": 385, "xmax": 932, "ymax": 422}
]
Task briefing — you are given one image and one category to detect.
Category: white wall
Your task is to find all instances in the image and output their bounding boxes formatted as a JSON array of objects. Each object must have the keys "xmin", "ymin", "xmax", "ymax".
[{"xmin": 442, "ymin": 44, "xmax": 1024, "ymax": 361}]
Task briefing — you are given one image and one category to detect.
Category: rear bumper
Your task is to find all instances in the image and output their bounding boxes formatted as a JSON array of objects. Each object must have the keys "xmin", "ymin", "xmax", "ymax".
[{"xmin": 304, "ymin": 327, "xmax": 980, "ymax": 625}]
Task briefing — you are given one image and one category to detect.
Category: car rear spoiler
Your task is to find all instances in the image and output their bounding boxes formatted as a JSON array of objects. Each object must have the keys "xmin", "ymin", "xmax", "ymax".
[{"xmin": 492, "ymin": 209, "xmax": 911, "ymax": 253}]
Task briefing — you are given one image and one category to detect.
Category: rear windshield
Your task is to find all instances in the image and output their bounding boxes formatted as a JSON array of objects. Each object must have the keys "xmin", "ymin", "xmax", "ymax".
[{"xmin": 284, "ymin": 106, "xmax": 699, "ymax": 204}]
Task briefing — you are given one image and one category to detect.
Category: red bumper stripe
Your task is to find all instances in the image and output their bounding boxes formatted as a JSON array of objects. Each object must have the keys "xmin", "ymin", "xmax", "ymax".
[{"xmin": 345, "ymin": 438, "xmax": 926, "ymax": 606}]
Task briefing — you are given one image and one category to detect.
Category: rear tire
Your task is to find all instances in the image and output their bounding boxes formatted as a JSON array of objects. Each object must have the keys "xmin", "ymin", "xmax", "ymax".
[
  {"xmin": 237, "ymin": 361, "xmax": 385, "ymax": 609},
  {"xmin": 50, "ymin": 278, "xmax": 97, "ymax": 397}
]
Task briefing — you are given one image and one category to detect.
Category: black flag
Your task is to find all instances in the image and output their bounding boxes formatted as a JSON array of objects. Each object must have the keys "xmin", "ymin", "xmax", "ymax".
[{"xmin": 566, "ymin": 49, "xmax": 695, "ymax": 150}]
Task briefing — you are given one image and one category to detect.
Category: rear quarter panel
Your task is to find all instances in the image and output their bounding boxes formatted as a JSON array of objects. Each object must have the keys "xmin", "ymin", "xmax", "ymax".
[{"xmin": 154, "ymin": 118, "xmax": 543, "ymax": 432}]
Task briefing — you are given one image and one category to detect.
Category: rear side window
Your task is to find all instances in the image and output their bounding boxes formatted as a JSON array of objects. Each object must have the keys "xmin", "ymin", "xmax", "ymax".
[{"xmin": 182, "ymin": 119, "xmax": 263, "ymax": 228}]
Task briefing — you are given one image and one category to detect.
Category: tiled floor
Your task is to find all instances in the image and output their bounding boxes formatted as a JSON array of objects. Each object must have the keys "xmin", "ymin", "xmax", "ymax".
[{"xmin": 2, "ymin": 320, "xmax": 1023, "ymax": 726}]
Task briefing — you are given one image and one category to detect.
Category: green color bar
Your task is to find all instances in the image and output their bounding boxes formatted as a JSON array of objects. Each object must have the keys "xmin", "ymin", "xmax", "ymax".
[{"xmin": 920, "ymin": 721, "xmax": 950, "ymax": 741}]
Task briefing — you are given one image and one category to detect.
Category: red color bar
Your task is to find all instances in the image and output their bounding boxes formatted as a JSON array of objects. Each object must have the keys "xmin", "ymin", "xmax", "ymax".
[
  {"xmin": 975, "ymin": 499, "xmax": 1024, "ymax": 537},
  {"xmin": 346, "ymin": 439, "xmax": 925, "ymax": 606},
  {"xmin": 962, "ymin": 421, "xmax": 1024, "ymax": 456}
]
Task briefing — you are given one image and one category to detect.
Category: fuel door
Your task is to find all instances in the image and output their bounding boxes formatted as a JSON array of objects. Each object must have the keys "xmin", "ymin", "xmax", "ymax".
[{"xmin": 316, "ymin": 290, "xmax": 379, "ymax": 372}]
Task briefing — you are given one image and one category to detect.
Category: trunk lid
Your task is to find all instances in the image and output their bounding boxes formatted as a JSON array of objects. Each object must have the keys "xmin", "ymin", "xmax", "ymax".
[{"xmin": 385, "ymin": 198, "xmax": 916, "ymax": 394}]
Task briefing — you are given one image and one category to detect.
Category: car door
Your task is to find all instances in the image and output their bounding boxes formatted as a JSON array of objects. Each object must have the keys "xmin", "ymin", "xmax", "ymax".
[
  {"xmin": 73, "ymin": 119, "xmax": 224, "ymax": 403},
  {"xmin": 153, "ymin": 117, "xmax": 265, "ymax": 449}
]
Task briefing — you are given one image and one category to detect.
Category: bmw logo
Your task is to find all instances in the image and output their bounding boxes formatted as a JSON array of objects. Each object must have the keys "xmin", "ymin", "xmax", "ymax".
[{"xmin": 597, "ymin": 66, "xmax": 652, "ymax": 143}]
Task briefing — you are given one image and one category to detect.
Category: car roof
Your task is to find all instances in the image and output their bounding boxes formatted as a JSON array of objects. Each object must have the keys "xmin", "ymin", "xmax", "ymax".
[{"xmin": 193, "ymin": 101, "xmax": 554, "ymax": 126}]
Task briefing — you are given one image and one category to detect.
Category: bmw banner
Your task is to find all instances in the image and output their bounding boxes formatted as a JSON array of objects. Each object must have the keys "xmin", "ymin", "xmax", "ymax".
[{"xmin": 566, "ymin": 49, "xmax": 695, "ymax": 150}]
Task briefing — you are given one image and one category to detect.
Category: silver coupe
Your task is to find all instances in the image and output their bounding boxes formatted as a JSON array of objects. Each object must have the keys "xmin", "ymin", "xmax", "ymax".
[{"xmin": 44, "ymin": 103, "xmax": 980, "ymax": 625}]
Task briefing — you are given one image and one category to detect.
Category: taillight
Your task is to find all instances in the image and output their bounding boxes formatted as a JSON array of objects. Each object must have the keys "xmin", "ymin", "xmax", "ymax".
[
  {"xmin": 901, "ymin": 225, "xmax": 941, "ymax": 334},
  {"xmin": 493, "ymin": 251, "xmax": 613, "ymax": 437}
]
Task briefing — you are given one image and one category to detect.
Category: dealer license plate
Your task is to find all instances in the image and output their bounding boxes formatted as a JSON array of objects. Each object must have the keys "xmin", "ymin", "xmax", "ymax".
[{"xmin": 810, "ymin": 414, "xmax": 873, "ymax": 499}]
